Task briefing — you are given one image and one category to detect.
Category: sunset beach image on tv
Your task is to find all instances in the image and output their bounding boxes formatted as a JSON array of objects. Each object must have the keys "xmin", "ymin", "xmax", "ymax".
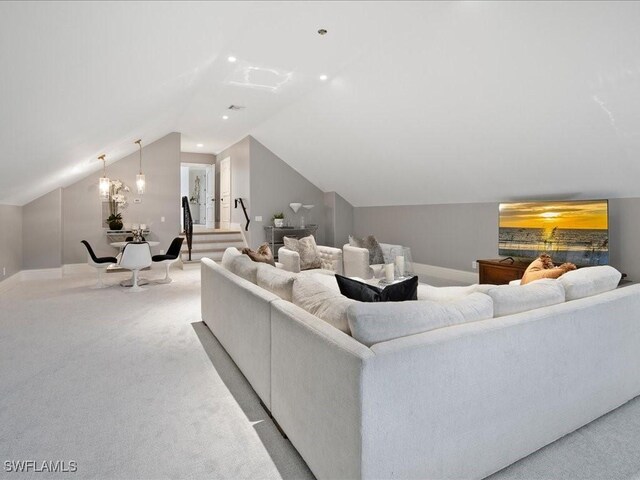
[{"xmin": 499, "ymin": 200, "xmax": 609, "ymax": 266}]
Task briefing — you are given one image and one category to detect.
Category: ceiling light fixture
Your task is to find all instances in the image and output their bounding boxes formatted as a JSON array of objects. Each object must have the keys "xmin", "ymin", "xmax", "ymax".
[
  {"xmin": 319, "ymin": 74, "xmax": 328, "ymax": 81},
  {"xmin": 134, "ymin": 139, "xmax": 145, "ymax": 195},
  {"xmin": 222, "ymin": 115, "xmax": 229, "ymax": 120},
  {"xmin": 197, "ymin": 143, "xmax": 204, "ymax": 148},
  {"xmin": 228, "ymin": 56, "xmax": 237, "ymax": 63},
  {"xmin": 98, "ymin": 154, "xmax": 110, "ymax": 202}
]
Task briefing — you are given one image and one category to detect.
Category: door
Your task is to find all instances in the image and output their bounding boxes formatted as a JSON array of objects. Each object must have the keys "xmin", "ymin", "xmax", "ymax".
[
  {"xmin": 205, "ymin": 164, "xmax": 215, "ymax": 229},
  {"xmin": 220, "ymin": 157, "xmax": 231, "ymax": 229}
]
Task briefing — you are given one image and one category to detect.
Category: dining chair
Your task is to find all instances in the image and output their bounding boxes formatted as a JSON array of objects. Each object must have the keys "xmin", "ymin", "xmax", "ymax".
[
  {"xmin": 119, "ymin": 242, "xmax": 152, "ymax": 292},
  {"xmin": 80, "ymin": 240, "xmax": 117, "ymax": 289},
  {"xmin": 152, "ymin": 237, "xmax": 184, "ymax": 284}
]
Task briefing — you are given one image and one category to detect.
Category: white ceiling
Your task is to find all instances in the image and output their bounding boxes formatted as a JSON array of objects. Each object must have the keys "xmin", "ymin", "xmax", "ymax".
[{"xmin": 1, "ymin": 1, "xmax": 640, "ymax": 207}]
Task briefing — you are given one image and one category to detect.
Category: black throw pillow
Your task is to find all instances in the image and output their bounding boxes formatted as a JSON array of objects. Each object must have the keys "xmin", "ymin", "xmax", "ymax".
[{"xmin": 335, "ymin": 274, "xmax": 418, "ymax": 302}]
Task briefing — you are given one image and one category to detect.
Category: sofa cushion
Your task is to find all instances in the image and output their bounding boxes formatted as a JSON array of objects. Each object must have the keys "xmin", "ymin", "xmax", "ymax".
[
  {"xmin": 486, "ymin": 279, "xmax": 565, "ymax": 317},
  {"xmin": 301, "ymin": 270, "xmax": 341, "ymax": 292},
  {"xmin": 221, "ymin": 247, "xmax": 242, "ymax": 271},
  {"xmin": 347, "ymin": 292, "xmax": 493, "ymax": 347},
  {"xmin": 242, "ymin": 243, "xmax": 276, "ymax": 266},
  {"xmin": 349, "ymin": 235, "xmax": 385, "ymax": 265},
  {"xmin": 418, "ymin": 284, "xmax": 479, "ymax": 302},
  {"xmin": 336, "ymin": 275, "xmax": 418, "ymax": 302},
  {"xmin": 292, "ymin": 276, "xmax": 356, "ymax": 334},
  {"xmin": 229, "ymin": 255, "xmax": 260, "ymax": 284},
  {"xmin": 256, "ymin": 263, "xmax": 296, "ymax": 301},
  {"xmin": 283, "ymin": 235, "xmax": 322, "ymax": 270},
  {"xmin": 559, "ymin": 265, "xmax": 622, "ymax": 301}
]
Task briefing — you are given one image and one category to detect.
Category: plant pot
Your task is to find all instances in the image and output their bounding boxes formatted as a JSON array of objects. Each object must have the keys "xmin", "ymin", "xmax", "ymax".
[
  {"xmin": 274, "ymin": 219, "xmax": 284, "ymax": 228},
  {"xmin": 109, "ymin": 221, "xmax": 123, "ymax": 230}
]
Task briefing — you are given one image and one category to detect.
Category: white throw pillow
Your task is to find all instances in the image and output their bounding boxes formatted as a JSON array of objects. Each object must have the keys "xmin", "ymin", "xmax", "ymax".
[
  {"xmin": 347, "ymin": 292, "xmax": 493, "ymax": 347},
  {"xmin": 256, "ymin": 263, "xmax": 296, "ymax": 301},
  {"xmin": 559, "ymin": 265, "xmax": 622, "ymax": 301},
  {"xmin": 292, "ymin": 276, "xmax": 355, "ymax": 334},
  {"xmin": 229, "ymin": 255, "xmax": 260, "ymax": 284},
  {"xmin": 418, "ymin": 284, "xmax": 478, "ymax": 302},
  {"xmin": 486, "ymin": 279, "xmax": 565, "ymax": 318},
  {"xmin": 221, "ymin": 247, "xmax": 242, "ymax": 271}
]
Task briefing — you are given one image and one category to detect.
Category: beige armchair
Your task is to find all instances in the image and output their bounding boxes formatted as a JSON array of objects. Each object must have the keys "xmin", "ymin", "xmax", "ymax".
[
  {"xmin": 278, "ymin": 245, "xmax": 343, "ymax": 274},
  {"xmin": 343, "ymin": 242, "xmax": 405, "ymax": 279}
]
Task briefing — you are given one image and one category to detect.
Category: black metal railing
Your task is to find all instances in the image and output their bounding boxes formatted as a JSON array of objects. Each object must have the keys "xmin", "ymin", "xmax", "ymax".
[
  {"xmin": 235, "ymin": 198, "xmax": 250, "ymax": 232},
  {"xmin": 182, "ymin": 196, "xmax": 193, "ymax": 261}
]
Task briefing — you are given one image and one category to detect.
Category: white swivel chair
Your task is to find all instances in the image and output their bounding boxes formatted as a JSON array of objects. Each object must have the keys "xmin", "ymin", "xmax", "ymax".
[
  {"xmin": 152, "ymin": 237, "xmax": 184, "ymax": 284},
  {"xmin": 80, "ymin": 240, "xmax": 117, "ymax": 289},
  {"xmin": 119, "ymin": 242, "xmax": 152, "ymax": 292}
]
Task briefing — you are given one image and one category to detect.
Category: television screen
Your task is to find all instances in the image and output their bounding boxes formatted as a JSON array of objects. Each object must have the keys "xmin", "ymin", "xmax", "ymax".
[{"xmin": 499, "ymin": 200, "xmax": 609, "ymax": 266}]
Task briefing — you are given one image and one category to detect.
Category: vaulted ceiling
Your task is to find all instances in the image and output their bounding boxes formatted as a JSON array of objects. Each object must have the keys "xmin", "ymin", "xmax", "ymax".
[{"xmin": 1, "ymin": 1, "xmax": 639, "ymax": 206}]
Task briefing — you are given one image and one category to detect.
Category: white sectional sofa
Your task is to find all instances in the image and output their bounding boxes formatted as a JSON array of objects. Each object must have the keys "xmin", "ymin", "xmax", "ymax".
[{"xmin": 201, "ymin": 250, "xmax": 640, "ymax": 480}]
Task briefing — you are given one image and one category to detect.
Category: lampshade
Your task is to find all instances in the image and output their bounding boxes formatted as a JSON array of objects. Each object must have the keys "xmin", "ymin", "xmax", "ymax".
[
  {"xmin": 98, "ymin": 154, "xmax": 110, "ymax": 202},
  {"xmin": 135, "ymin": 139, "xmax": 145, "ymax": 195},
  {"xmin": 136, "ymin": 173, "xmax": 145, "ymax": 195}
]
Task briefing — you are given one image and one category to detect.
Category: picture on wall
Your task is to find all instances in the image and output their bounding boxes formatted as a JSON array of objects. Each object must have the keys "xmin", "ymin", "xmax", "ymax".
[{"xmin": 499, "ymin": 200, "xmax": 609, "ymax": 266}]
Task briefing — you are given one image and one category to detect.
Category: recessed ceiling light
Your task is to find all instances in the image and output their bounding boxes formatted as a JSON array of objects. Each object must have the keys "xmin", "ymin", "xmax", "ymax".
[
  {"xmin": 318, "ymin": 28, "xmax": 327, "ymax": 36},
  {"xmin": 196, "ymin": 143, "xmax": 204, "ymax": 148},
  {"xmin": 228, "ymin": 56, "xmax": 237, "ymax": 63},
  {"xmin": 222, "ymin": 115, "xmax": 229, "ymax": 120},
  {"xmin": 319, "ymin": 74, "xmax": 328, "ymax": 81}
]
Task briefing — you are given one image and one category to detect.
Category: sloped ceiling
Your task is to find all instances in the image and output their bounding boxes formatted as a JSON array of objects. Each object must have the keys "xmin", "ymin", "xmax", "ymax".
[{"xmin": 2, "ymin": 2, "xmax": 640, "ymax": 207}]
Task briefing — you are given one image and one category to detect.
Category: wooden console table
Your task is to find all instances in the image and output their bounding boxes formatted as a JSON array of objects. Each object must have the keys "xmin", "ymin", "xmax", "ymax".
[{"xmin": 477, "ymin": 258, "xmax": 530, "ymax": 285}]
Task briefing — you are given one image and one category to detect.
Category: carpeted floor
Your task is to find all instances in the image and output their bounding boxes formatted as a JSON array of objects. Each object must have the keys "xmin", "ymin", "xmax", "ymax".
[{"xmin": 1, "ymin": 266, "xmax": 640, "ymax": 480}]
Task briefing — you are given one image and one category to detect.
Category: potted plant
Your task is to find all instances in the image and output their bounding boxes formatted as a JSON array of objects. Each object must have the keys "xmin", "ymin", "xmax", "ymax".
[
  {"xmin": 107, "ymin": 213, "xmax": 123, "ymax": 230},
  {"xmin": 272, "ymin": 212, "xmax": 285, "ymax": 228}
]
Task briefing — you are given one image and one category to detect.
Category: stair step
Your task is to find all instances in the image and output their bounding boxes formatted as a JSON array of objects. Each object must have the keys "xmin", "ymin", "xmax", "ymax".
[{"xmin": 182, "ymin": 251, "xmax": 223, "ymax": 261}]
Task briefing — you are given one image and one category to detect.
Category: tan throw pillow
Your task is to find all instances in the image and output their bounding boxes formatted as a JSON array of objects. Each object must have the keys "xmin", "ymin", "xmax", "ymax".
[
  {"xmin": 521, "ymin": 254, "xmax": 576, "ymax": 285},
  {"xmin": 349, "ymin": 235, "xmax": 385, "ymax": 265},
  {"xmin": 242, "ymin": 243, "xmax": 275, "ymax": 266},
  {"xmin": 283, "ymin": 235, "xmax": 322, "ymax": 270},
  {"xmin": 292, "ymin": 275, "xmax": 355, "ymax": 334}
]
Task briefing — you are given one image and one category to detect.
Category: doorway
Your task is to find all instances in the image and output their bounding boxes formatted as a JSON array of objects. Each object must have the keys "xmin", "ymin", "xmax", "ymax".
[
  {"xmin": 219, "ymin": 157, "xmax": 231, "ymax": 230},
  {"xmin": 180, "ymin": 163, "xmax": 215, "ymax": 228}
]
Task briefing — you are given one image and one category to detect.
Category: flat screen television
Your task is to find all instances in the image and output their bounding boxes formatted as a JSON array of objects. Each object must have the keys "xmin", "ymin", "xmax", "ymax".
[{"xmin": 499, "ymin": 200, "xmax": 609, "ymax": 266}]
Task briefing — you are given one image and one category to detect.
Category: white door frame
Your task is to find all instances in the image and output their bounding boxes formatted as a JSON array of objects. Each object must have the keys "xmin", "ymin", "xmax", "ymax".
[{"xmin": 220, "ymin": 157, "xmax": 231, "ymax": 229}]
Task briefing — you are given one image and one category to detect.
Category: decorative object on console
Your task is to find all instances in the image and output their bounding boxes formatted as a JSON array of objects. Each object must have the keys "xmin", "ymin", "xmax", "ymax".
[
  {"xmin": 520, "ymin": 253, "xmax": 576, "ymax": 285},
  {"xmin": 98, "ymin": 154, "xmax": 110, "ymax": 202},
  {"xmin": 105, "ymin": 179, "xmax": 130, "ymax": 230},
  {"xmin": 349, "ymin": 235, "xmax": 385, "ymax": 265},
  {"xmin": 134, "ymin": 139, "xmax": 146, "ymax": 195},
  {"xmin": 272, "ymin": 212, "xmax": 285, "ymax": 228},
  {"xmin": 242, "ymin": 243, "xmax": 276, "ymax": 266},
  {"xmin": 106, "ymin": 213, "xmax": 124, "ymax": 231},
  {"xmin": 130, "ymin": 225, "xmax": 145, "ymax": 243},
  {"xmin": 283, "ymin": 235, "xmax": 322, "ymax": 270},
  {"xmin": 289, "ymin": 202, "xmax": 302, "ymax": 214},
  {"xmin": 335, "ymin": 274, "xmax": 418, "ymax": 302}
]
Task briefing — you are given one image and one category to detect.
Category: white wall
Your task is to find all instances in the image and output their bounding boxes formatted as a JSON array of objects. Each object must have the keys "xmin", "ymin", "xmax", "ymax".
[
  {"xmin": 0, "ymin": 204, "xmax": 22, "ymax": 281},
  {"xmin": 22, "ymin": 188, "xmax": 63, "ymax": 270}
]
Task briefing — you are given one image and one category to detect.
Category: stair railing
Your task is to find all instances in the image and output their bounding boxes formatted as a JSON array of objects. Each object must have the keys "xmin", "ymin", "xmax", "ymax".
[
  {"xmin": 235, "ymin": 198, "xmax": 250, "ymax": 232},
  {"xmin": 182, "ymin": 196, "xmax": 193, "ymax": 261}
]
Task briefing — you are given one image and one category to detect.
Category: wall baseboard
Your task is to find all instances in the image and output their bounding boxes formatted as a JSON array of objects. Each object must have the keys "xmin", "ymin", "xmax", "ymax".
[{"xmin": 412, "ymin": 262, "xmax": 478, "ymax": 284}]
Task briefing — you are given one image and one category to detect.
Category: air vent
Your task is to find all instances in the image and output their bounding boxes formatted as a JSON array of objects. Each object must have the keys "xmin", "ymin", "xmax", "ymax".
[{"xmin": 228, "ymin": 105, "xmax": 245, "ymax": 110}]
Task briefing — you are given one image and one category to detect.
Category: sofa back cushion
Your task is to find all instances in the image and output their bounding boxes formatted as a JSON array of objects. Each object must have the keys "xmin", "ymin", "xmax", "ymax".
[
  {"xmin": 229, "ymin": 255, "xmax": 260, "ymax": 284},
  {"xmin": 347, "ymin": 292, "xmax": 493, "ymax": 347},
  {"xmin": 257, "ymin": 263, "xmax": 296, "ymax": 301},
  {"xmin": 559, "ymin": 265, "xmax": 622, "ymax": 301},
  {"xmin": 292, "ymin": 276, "xmax": 355, "ymax": 334},
  {"xmin": 221, "ymin": 247, "xmax": 242, "ymax": 271},
  {"xmin": 486, "ymin": 279, "xmax": 565, "ymax": 317}
]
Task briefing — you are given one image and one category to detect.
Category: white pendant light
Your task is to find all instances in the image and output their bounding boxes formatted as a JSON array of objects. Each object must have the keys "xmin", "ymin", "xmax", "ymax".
[
  {"xmin": 98, "ymin": 154, "xmax": 110, "ymax": 202},
  {"xmin": 135, "ymin": 139, "xmax": 145, "ymax": 194}
]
